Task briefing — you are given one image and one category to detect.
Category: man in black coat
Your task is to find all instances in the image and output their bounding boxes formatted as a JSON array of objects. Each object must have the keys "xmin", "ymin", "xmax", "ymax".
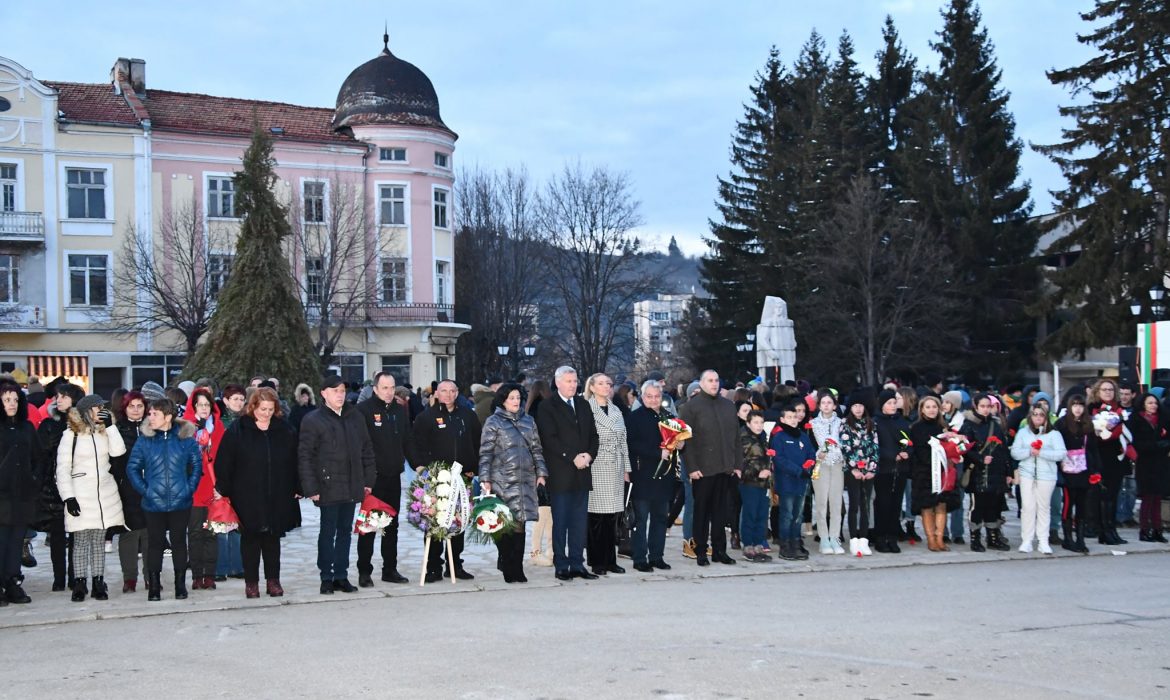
[
  {"xmin": 355, "ymin": 372, "xmax": 413, "ymax": 586},
  {"xmin": 297, "ymin": 375, "xmax": 376, "ymax": 595},
  {"xmin": 625, "ymin": 381, "xmax": 677, "ymax": 572},
  {"xmin": 535, "ymin": 366, "xmax": 600, "ymax": 580},
  {"xmin": 677, "ymin": 370, "xmax": 741, "ymax": 566},
  {"xmin": 411, "ymin": 379, "xmax": 481, "ymax": 582}
]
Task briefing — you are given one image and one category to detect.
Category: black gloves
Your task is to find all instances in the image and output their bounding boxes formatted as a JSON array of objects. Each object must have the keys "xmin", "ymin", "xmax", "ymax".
[
  {"xmin": 64, "ymin": 498, "xmax": 81, "ymax": 517},
  {"xmin": 98, "ymin": 409, "xmax": 113, "ymax": 427}
]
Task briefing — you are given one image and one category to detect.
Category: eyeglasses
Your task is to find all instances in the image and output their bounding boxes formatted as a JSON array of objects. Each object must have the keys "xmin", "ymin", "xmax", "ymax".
[{"xmin": 1099, "ymin": 387, "xmax": 1115, "ymax": 392}]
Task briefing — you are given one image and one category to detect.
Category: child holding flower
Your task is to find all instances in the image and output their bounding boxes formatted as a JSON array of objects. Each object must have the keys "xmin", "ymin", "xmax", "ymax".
[{"xmin": 1010, "ymin": 406, "xmax": 1067, "ymax": 554}]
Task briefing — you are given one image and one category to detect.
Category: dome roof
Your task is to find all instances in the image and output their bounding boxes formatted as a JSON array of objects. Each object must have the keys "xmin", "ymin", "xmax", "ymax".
[{"xmin": 333, "ymin": 36, "xmax": 451, "ymax": 134}]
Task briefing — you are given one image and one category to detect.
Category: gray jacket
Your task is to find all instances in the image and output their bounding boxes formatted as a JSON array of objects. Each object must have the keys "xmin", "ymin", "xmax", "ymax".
[{"xmin": 478, "ymin": 408, "xmax": 548, "ymax": 522}]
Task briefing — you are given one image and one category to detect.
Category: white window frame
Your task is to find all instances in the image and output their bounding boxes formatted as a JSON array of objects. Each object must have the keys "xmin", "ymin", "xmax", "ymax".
[
  {"xmin": 0, "ymin": 160, "xmax": 23, "ymax": 213},
  {"xmin": 305, "ymin": 256, "xmax": 325, "ymax": 305},
  {"xmin": 208, "ymin": 253, "xmax": 233, "ymax": 300},
  {"xmin": 379, "ymin": 256, "xmax": 409, "ymax": 304},
  {"xmin": 379, "ymin": 147, "xmax": 407, "ymax": 163},
  {"xmin": 434, "ymin": 258, "xmax": 451, "ymax": 306},
  {"xmin": 433, "ymin": 151, "xmax": 450, "ymax": 169},
  {"xmin": 63, "ymin": 249, "xmax": 112, "ymax": 308},
  {"xmin": 379, "ymin": 183, "xmax": 408, "ymax": 226},
  {"xmin": 0, "ymin": 253, "xmax": 18, "ymax": 304},
  {"xmin": 432, "ymin": 186, "xmax": 449, "ymax": 230},
  {"xmin": 205, "ymin": 173, "xmax": 239, "ymax": 220},
  {"xmin": 301, "ymin": 178, "xmax": 327, "ymax": 224},
  {"xmin": 59, "ymin": 161, "xmax": 114, "ymax": 226}
]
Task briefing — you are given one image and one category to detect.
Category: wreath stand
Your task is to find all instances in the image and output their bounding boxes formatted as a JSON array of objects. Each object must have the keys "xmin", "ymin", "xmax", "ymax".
[{"xmin": 419, "ymin": 535, "xmax": 459, "ymax": 586}]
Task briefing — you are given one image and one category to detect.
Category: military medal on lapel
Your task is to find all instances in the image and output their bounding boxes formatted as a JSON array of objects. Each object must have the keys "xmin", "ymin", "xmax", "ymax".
[
  {"xmin": 374, "ymin": 413, "xmax": 383, "ymax": 427},
  {"xmin": 437, "ymin": 417, "xmax": 447, "ymax": 429}
]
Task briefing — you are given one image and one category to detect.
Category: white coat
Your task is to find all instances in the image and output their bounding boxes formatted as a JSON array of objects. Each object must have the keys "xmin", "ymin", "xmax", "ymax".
[{"xmin": 56, "ymin": 409, "xmax": 126, "ymax": 532}]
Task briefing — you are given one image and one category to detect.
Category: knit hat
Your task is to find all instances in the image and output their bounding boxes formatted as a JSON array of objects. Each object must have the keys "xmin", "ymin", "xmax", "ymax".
[
  {"xmin": 76, "ymin": 394, "xmax": 106, "ymax": 413},
  {"xmin": 1031, "ymin": 391, "xmax": 1053, "ymax": 408},
  {"xmin": 27, "ymin": 380, "xmax": 44, "ymax": 395},
  {"xmin": 848, "ymin": 387, "xmax": 875, "ymax": 414},
  {"xmin": 942, "ymin": 390, "xmax": 964, "ymax": 410},
  {"xmin": 686, "ymin": 380, "xmax": 701, "ymax": 397},
  {"xmin": 140, "ymin": 381, "xmax": 167, "ymax": 402},
  {"xmin": 177, "ymin": 380, "xmax": 196, "ymax": 396},
  {"xmin": 877, "ymin": 388, "xmax": 897, "ymax": 409}
]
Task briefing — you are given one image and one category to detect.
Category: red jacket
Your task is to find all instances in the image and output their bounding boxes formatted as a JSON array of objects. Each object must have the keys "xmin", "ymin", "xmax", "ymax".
[{"xmin": 185, "ymin": 389, "xmax": 225, "ymax": 508}]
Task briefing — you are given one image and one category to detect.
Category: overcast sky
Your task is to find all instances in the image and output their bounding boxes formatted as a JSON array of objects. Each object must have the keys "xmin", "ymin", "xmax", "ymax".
[{"xmin": 4, "ymin": 0, "xmax": 1096, "ymax": 255}]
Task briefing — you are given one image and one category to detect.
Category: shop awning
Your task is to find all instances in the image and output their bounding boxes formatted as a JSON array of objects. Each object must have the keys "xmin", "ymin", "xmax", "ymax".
[{"xmin": 27, "ymin": 355, "xmax": 88, "ymax": 380}]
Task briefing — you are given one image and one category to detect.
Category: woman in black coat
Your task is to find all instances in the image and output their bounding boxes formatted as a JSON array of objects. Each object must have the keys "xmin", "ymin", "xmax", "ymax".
[
  {"xmin": 0, "ymin": 382, "xmax": 42, "ymax": 604},
  {"xmin": 872, "ymin": 389, "xmax": 911, "ymax": 554},
  {"xmin": 959, "ymin": 394, "xmax": 1013, "ymax": 552},
  {"xmin": 214, "ymin": 387, "xmax": 300, "ymax": 598},
  {"xmin": 909, "ymin": 396, "xmax": 961, "ymax": 551},
  {"xmin": 110, "ymin": 391, "xmax": 148, "ymax": 592},
  {"xmin": 1127, "ymin": 393, "xmax": 1169, "ymax": 542}
]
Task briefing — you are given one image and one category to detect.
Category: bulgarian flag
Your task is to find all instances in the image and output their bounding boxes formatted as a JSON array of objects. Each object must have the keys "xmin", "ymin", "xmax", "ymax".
[{"xmin": 1137, "ymin": 321, "xmax": 1170, "ymax": 387}]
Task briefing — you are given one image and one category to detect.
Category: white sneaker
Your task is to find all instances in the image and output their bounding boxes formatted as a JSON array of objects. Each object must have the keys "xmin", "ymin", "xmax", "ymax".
[
  {"xmin": 859, "ymin": 538, "xmax": 873, "ymax": 556},
  {"xmin": 1038, "ymin": 542, "xmax": 1053, "ymax": 554},
  {"xmin": 1018, "ymin": 541, "xmax": 1033, "ymax": 553},
  {"xmin": 820, "ymin": 541, "xmax": 834, "ymax": 555},
  {"xmin": 104, "ymin": 541, "xmax": 113, "ymax": 553},
  {"xmin": 848, "ymin": 538, "xmax": 859, "ymax": 555},
  {"xmin": 830, "ymin": 538, "xmax": 845, "ymax": 555}
]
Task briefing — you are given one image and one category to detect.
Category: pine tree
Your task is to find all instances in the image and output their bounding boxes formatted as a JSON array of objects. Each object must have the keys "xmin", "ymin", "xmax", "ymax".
[
  {"xmin": 184, "ymin": 125, "xmax": 321, "ymax": 393},
  {"xmin": 920, "ymin": 0, "xmax": 1037, "ymax": 380},
  {"xmin": 821, "ymin": 31, "xmax": 877, "ymax": 197},
  {"xmin": 667, "ymin": 235, "xmax": 682, "ymax": 258},
  {"xmin": 868, "ymin": 15, "xmax": 918, "ymax": 193},
  {"xmin": 1033, "ymin": 0, "xmax": 1170, "ymax": 355}
]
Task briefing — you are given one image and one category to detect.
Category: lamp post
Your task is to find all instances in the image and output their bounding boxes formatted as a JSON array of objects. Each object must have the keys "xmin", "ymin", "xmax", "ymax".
[{"xmin": 497, "ymin": 344, "xmax": 510, "ymax": 378}]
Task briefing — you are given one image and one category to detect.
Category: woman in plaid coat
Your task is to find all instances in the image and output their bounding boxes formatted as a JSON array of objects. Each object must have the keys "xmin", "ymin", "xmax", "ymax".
[{"xmin": 584, "ymin": 373, "xmax": 631, "ymax": 575}]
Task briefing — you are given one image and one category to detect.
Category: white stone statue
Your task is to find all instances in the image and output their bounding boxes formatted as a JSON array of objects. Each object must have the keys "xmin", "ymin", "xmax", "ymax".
[{"xmin": 756, "ymin": 296, "xmax": 797, "ymax": 383}]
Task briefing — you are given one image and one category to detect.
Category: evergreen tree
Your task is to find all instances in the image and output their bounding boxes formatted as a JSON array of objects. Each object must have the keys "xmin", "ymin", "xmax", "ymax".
[
  {"xmin": 184, "ymin": 125, "xmax": 321, "ymax": 393},
  {"xmin": 868, "ymin": 15, "xmax": 918, "ymax": 193},
  {"xmin": 667, "ymin": 235, "xmax": 682, "ymax": 258},
  {"xmin": 920, "ymin": 0, "xmax": 1037, "ymax": 380},
  {"xmin": 1033, "ymin": 0, "xmax": 1170, "ymax": 355},
  {"xmin": 821, "ymin": 31, "xmax": 877, "ymax": 196}
]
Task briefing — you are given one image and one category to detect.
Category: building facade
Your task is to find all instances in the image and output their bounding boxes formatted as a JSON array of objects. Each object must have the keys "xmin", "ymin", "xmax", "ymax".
[
  {"xmin": 0, "ymin": 38, "xmax": 468, "ymax": 395},
  {"xmin": 633, "ymin": 293, "xmax": 693, "ymax": 375}
]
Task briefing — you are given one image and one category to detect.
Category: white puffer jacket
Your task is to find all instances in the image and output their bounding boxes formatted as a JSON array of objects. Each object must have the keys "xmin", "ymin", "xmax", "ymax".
[{"xmin": 56, "ymin": 409, "xmax": 127, "ymax": 532}]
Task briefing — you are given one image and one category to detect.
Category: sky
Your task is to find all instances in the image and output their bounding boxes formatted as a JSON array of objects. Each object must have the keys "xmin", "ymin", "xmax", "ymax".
[{"xmin": 4, "ymin": 0, "xmax": 1098, "ymax": 255}]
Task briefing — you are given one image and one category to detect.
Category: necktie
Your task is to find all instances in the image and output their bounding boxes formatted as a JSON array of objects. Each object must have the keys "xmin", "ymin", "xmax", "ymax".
[{"xmin": 566, "ymin": 398, "xmax": 575, "ymax": 417}]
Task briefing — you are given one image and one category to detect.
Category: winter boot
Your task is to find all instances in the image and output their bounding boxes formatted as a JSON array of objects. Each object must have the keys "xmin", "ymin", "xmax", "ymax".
[
  {"xmin": 1139, "ymin": 528, "xmax": 1156, "ymax": 542},
  {"xmin": 123, "ymin": 578, "xmax": 137, "ymax": 593},
  {"xmin": 793, "ymin": 538, "xmax": 809, "ymax": 560},
  {"xmin": 885, "ymin": 535, "xmax": 901, "ymax": 553},
  {"xmin": 266, "ymin": 579, "xmax": 284, "ymax": 597},
  {"xmin": 921, "ymin": 510, "xmax": 939, "ymax": 551},
  {"xmin": 987, "ymin": 527, "xmax": 1010, "ymax": 551},
  {"xmin": 1061, "ymin": 519, "xmax": 1081, "ymax": 552},
  {"xmin": 905, "ymin": 519, "xmax": 921, "ymax": 544},
  {"xmin": 1155, "ymin": 529, "xmax": 1168, "ymax": 543},
  {"xmin": 90, "ymin": 576, "xmax": 108, "ymax": 601},
  {"xmin": 147, "ymin": 571, "xmax": 162, "ymax": 601},
  {"xmin": 970, "ymin": 527, "xmax": 986, "ymax": 552},
  {"xmin": 174, "ymin": 569, "xmax": 188, "ymax": 600},
  {"xmin": 71, "ymin": 577, "xmax": 88, "ymax": 602},
  {"xmin": 5, "ymin": 578, "xmax": 30, "ymax": 604},
  {"xmin": 934, "ymin": 509, "xmax": 950, "ymax": 551},
  {"xmin": 21, "ymin": 538, "xmax": 36, "ymax": 568}
]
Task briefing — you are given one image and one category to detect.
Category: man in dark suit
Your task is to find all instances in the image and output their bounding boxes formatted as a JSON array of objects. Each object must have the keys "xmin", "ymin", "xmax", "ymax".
[{"xmin": 535, "ymin": 366, "xmax": 600, "ymax": 580}]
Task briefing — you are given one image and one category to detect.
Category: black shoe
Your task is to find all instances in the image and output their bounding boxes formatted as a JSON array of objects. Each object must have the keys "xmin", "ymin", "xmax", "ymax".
[
  {"xmin": 1139, "ymin": 529, "xmax": 1155, "ymax": 542},
  {"xmin": 942, "ymin": 535, "xmax": 951, "ymax": 544},
  {"xmin": 1155, "ymin": 530, "xmax": 1168, "ymax": 543},
  {"xmin": 650, "ymin": 560, "xmax": 672, "ymax": 570},
  {"xmin": 606, "ymin": 564, "xmax": 626, "ymax": 574},
  {"xmin": 905, "ymin": 522, "xmax": 920, "ymax": 542},
  {"xmin": 448, "ymin": 568, "xmax": 474, "ymax": 581},
  {"xmin": 91, "ymin": 576, "xmax": 108, "ymax": 601},
  {"xmin": 794, "ymin": 541, "xmax": 809, "ymax": 560},
  {"xmin": 320, "ymin": 581, "xmax": 335, "ymax": 595},
  {"xmin": 333, "ymin": 579, "xmax": 358, "ymax": 593},
  {"xmin": 513, "ymin": 571, "xmax": 528, "ymax": 583},
  {"xmin": 52, "ymin": 580, "xmax": 66, "ymax": 592},
  {"xmin": 777, "ymin": 541, "xmax": 797, "ymax": 561},
  {"xmin": 591, "ymin": 567, "xmax": 608, "ymax": 576},
  {"xmin": 695, "ymin": 555, "xmax": 710, "ymax": 566},
  {"xmin": 174, "ymin": 572, "xmax": 188, "ymax": 600},
  {"xmin": 885, "ymin": 537, "xmax": 901, "ymax": 553},
  {"xmin": 381, "ymin": 570, "xmax": 409, "ymax": 584},
  {"xmin": 573, "ymin": 569, "xmax": 599, "ymax": 580},
  {"xmin": 555, "ymin": 571, "xmax": 573, "ymax": 581},
  {"xmin": 872, "ymin": 538, "xmax": 890, "ymax": 553},
  {"xmin": 953, "ymin": 536, "xmax": 965, "ymax": 545},
  {"xmin": 21, "ymin": 539, "xmax": 36, "ymax": 568},
  {"xmin": 147, "ymin": 572, "xmax": 162, "ymax": 601},
  {"xmin": 1112, "ymin": 528, "xmax": 1128, "ymax": 544},
  {"xmin": 358, "ymin": 574, "xmax": 375, "ymax": 588},
  {"xmin": 633, "ymin": 562, "xmax": 654, "ymax": 572},
  {"xmin": 713, "ymin": 553, "xmax": 736, "ymax": 565},
  {"xmin": 5, "ymin": 579, "xmax": 31, "ymax": 604},
  {"xmin": 970, "ymin": 530, "xmax": 986, "ymax": 552},
  {"xmin": 424, "ymin": 572, "xmax": 443, "ymax": 584},
  {"xmin": 71, "ymin": 579, "xmax": 88, "ymax": 603}
]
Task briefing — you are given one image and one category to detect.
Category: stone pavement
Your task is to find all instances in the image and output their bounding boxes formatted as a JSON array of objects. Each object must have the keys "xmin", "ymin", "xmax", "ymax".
[{"xmin": 5, "ymin": 474, "xmax": 1169, "ymax": 630}]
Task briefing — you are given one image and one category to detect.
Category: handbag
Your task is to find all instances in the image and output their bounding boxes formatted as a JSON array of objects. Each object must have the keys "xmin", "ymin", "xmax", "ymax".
[{"xmin": 1063, "ymin": 435, "xmax": 1088, "ymax": 474}]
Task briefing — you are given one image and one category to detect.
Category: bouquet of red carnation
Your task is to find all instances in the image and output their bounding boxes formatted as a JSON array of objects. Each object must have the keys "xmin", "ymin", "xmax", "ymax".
[
  {"xmin": 938, "ymin": 432, "xmax": 971, "ymax": 465},
  {"xmin": 980, "ymin": 435, "xmax": 1003, "ymax": 455},
  {"xmin": 655, "ymin": 417, "xmax": 693, "ymax": 479},
  {"xmin": 204, "ymin": 497, "xmax": 240, "ymax": 534},
  {"xmin": 354, "ymin": 492, "xmax": 397, "ymax": 535},
  {"xmin": 1031, "ymin": 439, "xmax": 1043, "ymax": 451}
]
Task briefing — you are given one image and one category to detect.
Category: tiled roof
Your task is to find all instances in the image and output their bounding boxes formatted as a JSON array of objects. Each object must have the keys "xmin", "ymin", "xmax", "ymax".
[{"xmin": 43, "ymin": 81, "xmax": 140, "ymax": 126}]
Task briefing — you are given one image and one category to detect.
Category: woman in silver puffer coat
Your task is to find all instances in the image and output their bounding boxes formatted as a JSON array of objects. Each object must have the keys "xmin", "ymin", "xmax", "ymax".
[{"xmin": 479, "ymin": 383, "xmax": 548, "ymax": 583}]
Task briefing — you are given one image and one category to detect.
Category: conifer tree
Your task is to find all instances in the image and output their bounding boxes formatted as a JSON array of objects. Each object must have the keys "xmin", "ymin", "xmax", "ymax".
[
  {"xmin": 868, "ymin": 15, "xmax": 918, "ymax": 193},
  {"xmin": 184, "ymin": 125, "xmax": 321, "ymax": 393},
  {"xmin": 1033, "ymin": 0, "xmax": 1170, "ymax": 355}
]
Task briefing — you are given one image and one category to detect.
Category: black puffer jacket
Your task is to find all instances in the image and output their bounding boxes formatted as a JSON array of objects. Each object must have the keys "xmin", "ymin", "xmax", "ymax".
[
  {"xmin": 478, "ymin": 408, "xmax": 548, "ymax": 522},
  {"xmin": 34, "ymin": 404, "xmax": 69, "ymax": 530},
  {"xmin": 297, "ymin": 405, "xmax": 376, "ymax": 506},
  {"xmin": 874, "ymin": 412, "xmax": 911, "ymax": 476},
  {"xmin": 0, "ymin": 390, "xmax": 42, "ymax": 527},
  {"xmin": 110, "ymin": 418, "xmax": 146, "ymax": 530},
  {"xmin": 959, "ymin": 410, "xmax": 1011, "ymax": 495}
]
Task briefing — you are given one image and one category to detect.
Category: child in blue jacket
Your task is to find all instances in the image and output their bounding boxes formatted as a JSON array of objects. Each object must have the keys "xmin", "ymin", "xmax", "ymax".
[{"xmin": 770, "ymin": 403, "xmax": 818, "ymax": 561}]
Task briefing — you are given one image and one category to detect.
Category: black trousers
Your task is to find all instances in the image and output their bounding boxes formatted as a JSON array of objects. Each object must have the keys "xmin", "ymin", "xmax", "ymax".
[
  {"xmin": 728, "ymin": 481, "xmax": 742, "ymax": 536},
  {"xmin": 873, "ymin": 473, "xmax": 900, "ymax": 538},
  {"xmin": 494, "ymin": 530, "xmax": 527, "ymax": 579},
  {"xmin": 0, "ymin": 525, "xmax": 24, "ymax": 579},
  {"xmin": 358, "ymin": 480, "xmax": 401, "ymax": 576},
  {"xmin": 46, "ymin": 514, "xmax": 70, "ymax": 586},
  {"xmin": 970, "ymin": 493, "xmax": 1001, "ymax": 527},
  {"xmin": 426, "ymin": 532, "xmax": 465, "ymax": 575},
  {"xmin": 587, "ymin": 512, "xmax": 618, "ymax": 569},
  {"xmin": 846, "ymin": 473, "xmax": 874, "ymax": 539},
  {"xmin": 187, "ymin": 506, "xmax": 218, "ymax": 577},
  {"xmin": 1062, "ymin": 485, "xmax": 1088, "ymax": 527},
  {"xmin": 240, "ymin": 531, "xmax": 281, "ymax": 582},
  {"xmin": 145, "ymin": 509, "xmax": 189, "ymax": 575},
  {"xmin": 692, "ymin": 472, "xmax": 733, "ymax": 557}
]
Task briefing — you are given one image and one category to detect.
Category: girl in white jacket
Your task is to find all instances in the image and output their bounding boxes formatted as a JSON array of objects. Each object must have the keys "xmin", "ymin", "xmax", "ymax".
[
  {"xmin": 1009, "ymin": 406, "xmax": 1067, "ymax": 554},
  {"xmin": 810, "ymin": 390, "xmax": 846, "ymax": 554},
  {"xmin": 57, "ymin": 395, "xmax": 126, "ymax": 601}
]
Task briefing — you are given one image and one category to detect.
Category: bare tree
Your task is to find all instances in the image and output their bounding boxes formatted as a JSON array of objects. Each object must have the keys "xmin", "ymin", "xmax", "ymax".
[
  {"xmin": 454, "ymin": 166, "xmax": 545, "ymax": 386},
  {"xmin": 109, "ymin": 197, "xmax": 223, "ymax": 355},
  {"xmin": 537, "ymin": 164, "xmax": 659, "ymax": 376},
  {"xmin": 806, "ymin": 176, "xmax": 959, "ymax": 385},
  {"xmin": 286, "ymin": 171, "xmax": 385, "ymax": 368}
]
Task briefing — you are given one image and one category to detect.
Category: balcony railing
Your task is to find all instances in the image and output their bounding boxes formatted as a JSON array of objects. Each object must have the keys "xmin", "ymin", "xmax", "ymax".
[
  {"xmin": 0, "ymin": 211, "xmax": 46, "ymax": 242},
  {"xmin": 0, "ymin": 305, "xmax": 48, "ymax": 330},
  {"xmin": 305, "ymin": 302, "xmax": 470, "ymax": 327}
]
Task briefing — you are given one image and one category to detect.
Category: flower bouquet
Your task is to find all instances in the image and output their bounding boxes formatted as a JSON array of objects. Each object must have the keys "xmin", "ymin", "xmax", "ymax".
[
  {"xmin": 468, "ymin": 494, "xmax": 518, "ymax": 544},
  {"xmin": 354, "ymin": 492, "xmax": 397, "ymax": 535},
  {"xmin": 654, "ymin": 416, "xmax": 693, "ymax": 479},
  {"xmin": 407, "ymin": 462, "xmax": 472, "ymax": 585},
  {"xmin": 1091, "ymin": 409, "xmax": 1122, "ymax": 440},
  {"xmin": 980, "ymin": 435, "xmax": 1003, "ymax": 454},
  {"xmin": 204, "ymin": 497, "xmax": 239, "ymax": 534}
]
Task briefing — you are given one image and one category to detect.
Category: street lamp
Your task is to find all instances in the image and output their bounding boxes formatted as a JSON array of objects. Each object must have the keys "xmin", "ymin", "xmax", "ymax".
[
  {"xmin": 1151, "ymin": 285, "xmax": 1166, "ymax": 302},
  {"xmin": 523, "ymin": 345, "xmax": 535, "ymax": 358},
  {"xmin": 1131, "ymin": 300, "xmax": 1143, "ymax": 317},
  {"xmin": 497, "ymin": 344, "xmax": 509, "ymax": 377}
]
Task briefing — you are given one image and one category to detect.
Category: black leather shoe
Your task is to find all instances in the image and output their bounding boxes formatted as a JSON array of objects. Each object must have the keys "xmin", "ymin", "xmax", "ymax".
[
  {"xmin": 590, "ymin": 567, "xmax": 608, "ymax": 576},
  {"xmin": 696, "ymin": 555, "xmax": 710, "ymax": 566},
  {"xmin": 574, "ymin": 569, "xmax": 599, "ymax": 580},
  {"xmin": 650, "ymin": 560, "xmax": 671, "ymax": 570},
  {"xmin": 358, "ymin": 574, "xmax": 375, "ymax": 588},
  {"xmin": 555, "ymin": 571, "xmax": 573, "ymax": 581},
  {"xmin": 382, "ymin": 570, "xmax": 409, "ymax": 584},
  {"xmin": 713, "ymin": 553, "xmax": 736, "ymax": 565},
  {"xmin": 633, "ymin": 562, "xmax": 654, "ymax": 572},
  {"xmin": 424, "ymin": 572, "xmax": 443, "ymax": 584},
  {"xmin": 451, "ymin": 569, "xmax": 475, "ymax": 581},
  {"xmin": 333, "ymin": 579, "xmax": 358, "ymax": 593},
  {"xmin": 606, "ymin": 564, "xmax": 626, "ymax": 574},
  {"xmin": 319, "ymin": 582, "xmax": 334, "ymax": 595}
]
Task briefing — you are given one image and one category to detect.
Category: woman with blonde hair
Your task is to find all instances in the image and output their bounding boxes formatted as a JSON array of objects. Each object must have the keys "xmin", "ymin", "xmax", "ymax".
[
  {"xmin": 583, "ymin": 373, "xmax": 631, "ymax": 575},
  {"xmin": 908, "ymin": 396, "xmax": 961, "ymax": 551}
]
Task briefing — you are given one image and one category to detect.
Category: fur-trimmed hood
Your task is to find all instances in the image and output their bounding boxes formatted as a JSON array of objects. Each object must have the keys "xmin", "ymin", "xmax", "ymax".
[
  {"xmin": 139, "ymin": 417, "xmax": 196, "ymax": 439},
  {"xmin": 294, "ymin": 382, "xmax": 316, "ymax": 406},
  {"xmin": 66, "ymin": 407, "xmax": 106, "ymax": 436}
]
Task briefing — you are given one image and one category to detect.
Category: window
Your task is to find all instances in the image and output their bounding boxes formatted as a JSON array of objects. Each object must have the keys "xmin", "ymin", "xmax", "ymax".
[
  {"xmin": 380, "ymin": 185, "xmax": 406, "ymax": 225},
  {"xmin": 381, "ymin": 258, "xmax": 408, "ymax": 303},
  {"xmin": 303, "ymin": 181, "xmax": 325, "ymax": 223},
  {"xmin": 333, "ymin": 354, "xmax": 366, "ymax": 386},
  {"xmin": 131, "ymin": 354, "xmax": 185, "ymax": 390},
  {"xmin": 379, "ymin": 147, "xmax": 406, "ymax": 162},
  {"xmin": 1, "ymin": 164, "xmax": 15, "ymax": 212},
  {"xmin": 66, "ymin": 168, "xmax": 106, "ymax": 219},
  {"xmin": 434, "ymin": 152, "xmax": 449, "ymax": 169},
  {"xmin": 435, "ymin": 260, "xmax": 450, "ymax": 305},
  {"xmin": 68, "ymin": 253, "xmax": 108, "ymax": 306},
  {"xmin": 208, "ymin": 176, "xmax": 236, "ymax": 218},
  {"xmin": 435, "ymin": 356, "xmax": 449, "ymax": 381},
  {"xmin": 306, "ymin": 257, "xmax": 324, "ymax": 305},
  {"xmin": 381, "ymin": 355, "xmax": 411, "ymax": 385},
  {"xmin": 0, "ymin": 254, "xmax": 17, "ymax": 303},
  {"xmin": 651, "ymin": 311, "xmax": 669, "ymax": 321},
  {"xmin": 433, "ymin": 189, "xmax": 448, "ymax": 228},
  {"xmin": 208, "ymin": 254, "xmax": 232, "ymax": 299}
]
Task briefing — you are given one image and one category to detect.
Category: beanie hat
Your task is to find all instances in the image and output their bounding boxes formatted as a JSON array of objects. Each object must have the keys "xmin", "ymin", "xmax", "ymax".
[
  {"xmin": 140, "ymin": 381, "xmax": 167, "ymax": 402},
  {"xmin": 877, "ymin": 389, "xmax": 897, "ymax": 409},
  {"xmin": 1031, "ymin": 391, "xmax": 1053, "ymax": 408},
  {"xmin": 177, "ymin": 380, "xmax": 196, "ymax": 396},
  {"xmin": 942, "ymin": 390, "xmax": 964, "ymax": 410},
  {"xmin": 76, "ymin": 394, "xmax": 107, "ymax": 414},
  {"xmin": 686, "ymin": 381, "xmax": 701, "ymax": 397}
]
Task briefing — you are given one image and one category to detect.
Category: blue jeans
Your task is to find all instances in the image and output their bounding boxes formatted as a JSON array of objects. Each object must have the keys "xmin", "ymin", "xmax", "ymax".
[
  {"xmin": 777, "ymin": 484, "xmax": 808, "ymax": 540},
  {"xmin": 316, "ymin": 502, "xmax": 356, "ymax": 582},
  {"xmin": 630, "ymin": 497, "xmax": 669, "ymax": 565},
  {"xmin": 215, "ymin": 531, "xmax": 242, "ymax": 576},
  {"xmin": 550, "ymin": 489, "xmax": 588, "ymax": 573},
  {"xmin": 738, "ymin": 485, "xmax": 769, "ymax": 547},
  {"xmin": 1117, "ymin": 476, "xmax": 1137, "ymax": 522},
  {"xmin": 948, "ymin": 490, "xmax": 966, "ymax": 539},
  {"xmin": 682, "ymin": 465, "xmax": 694, "ymax": 540}
]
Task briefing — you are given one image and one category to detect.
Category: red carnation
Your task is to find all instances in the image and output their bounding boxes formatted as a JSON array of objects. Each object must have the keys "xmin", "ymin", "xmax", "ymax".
[
  {"xmin": 1031, "ymin": 439, "xmax": 1043, "ymax": 451},
  {"xmin": 803, "ymin": 422, "xmax": 812, "ymax": 430},
  {"xmin": 802, "ymin": 459, "xmax": 815, "ymax": 470},
  {"xmin": 857, "ymin": 459, "xmax": 867, "ymax": 468},
  {"xmin": 766, "ymin": 449, "xmax": 776, "ymax": 457},
  {"xmin": 987, "ymin": 436, "xmax": 1003, "ymax": 445},
  {"xmin": 1089, "ymin": 473, "xmax": 1102, "ymax": 485}
]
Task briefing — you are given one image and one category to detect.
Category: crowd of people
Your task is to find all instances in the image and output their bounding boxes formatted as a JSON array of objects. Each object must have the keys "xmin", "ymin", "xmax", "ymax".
[{"xmin": 0, "ymin": 367, "xmax": 1166, "ymax": 606}]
